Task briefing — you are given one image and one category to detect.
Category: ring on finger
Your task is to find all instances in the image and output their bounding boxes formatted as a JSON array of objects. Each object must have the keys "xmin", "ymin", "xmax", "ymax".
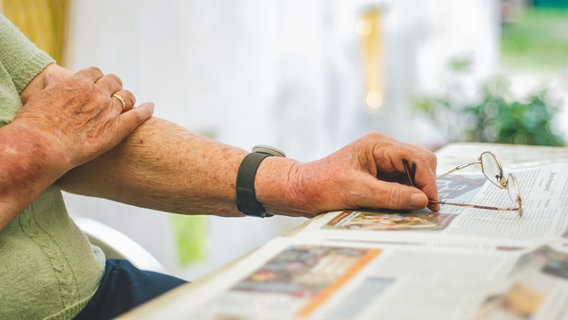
[{"xmin": 112, "ymin": 93, "xmax": 127, "ymax": 112}]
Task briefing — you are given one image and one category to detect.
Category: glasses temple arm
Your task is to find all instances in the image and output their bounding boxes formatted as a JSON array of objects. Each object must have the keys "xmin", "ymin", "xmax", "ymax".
[
  {"xmin": 429, "ymin": 200, "xmax": 522, "ymax": 217},
  {"xmin": 437, "ymin": 160, "xmax": 481, "ymax": 178}
]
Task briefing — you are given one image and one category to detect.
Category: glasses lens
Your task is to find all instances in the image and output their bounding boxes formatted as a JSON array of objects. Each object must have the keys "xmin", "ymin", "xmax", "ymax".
[
  {"xmin": 507, "ymin": 174, "xmax": 522, "ymax": 207},
  {"xmin": 480, "ymin": 151, "xmax": 505, "ymax": 188}
]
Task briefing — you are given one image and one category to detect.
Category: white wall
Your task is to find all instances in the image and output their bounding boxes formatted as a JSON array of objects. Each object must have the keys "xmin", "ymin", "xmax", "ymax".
[{"xmin": 64, "ymin": 0, "xmax": 499, "ymax": 279}]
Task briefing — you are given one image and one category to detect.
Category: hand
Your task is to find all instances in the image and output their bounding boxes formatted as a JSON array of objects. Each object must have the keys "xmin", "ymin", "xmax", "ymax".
[
  {"xmin": 13, "ymin": 66, "xmax": 154, "ymax": 170},
  {"xmin": 289, "ymin": 133, "xmax": 439, "ymax": 215}
]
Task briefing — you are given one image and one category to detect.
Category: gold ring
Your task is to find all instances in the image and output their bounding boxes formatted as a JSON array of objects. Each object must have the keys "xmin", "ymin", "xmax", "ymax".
[{"xmin": 112, "ymin": 93, "xmax": 127, "ymax": 111}]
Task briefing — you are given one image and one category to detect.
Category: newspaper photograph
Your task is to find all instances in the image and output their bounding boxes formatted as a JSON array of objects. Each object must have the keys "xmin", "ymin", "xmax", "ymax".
[{"xmin": 474, "ymin": 243, "xmax": 568, "ymax": 320}]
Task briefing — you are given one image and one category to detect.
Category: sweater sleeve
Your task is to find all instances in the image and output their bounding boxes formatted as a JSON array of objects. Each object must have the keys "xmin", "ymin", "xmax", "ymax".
[{"xmin": 0, "ymin": 14, "xmax": 54, "ymax": 94}]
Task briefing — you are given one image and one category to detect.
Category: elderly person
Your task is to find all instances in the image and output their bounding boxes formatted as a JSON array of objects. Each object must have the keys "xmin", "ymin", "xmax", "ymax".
[{"xmin": 0, "ymin": 14, "xmax": 438, "ymax": 319}]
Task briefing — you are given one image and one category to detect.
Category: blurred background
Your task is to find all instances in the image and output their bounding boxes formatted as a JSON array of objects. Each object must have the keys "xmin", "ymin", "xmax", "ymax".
[{"xmin": 1, "ymin": 0, "xmax": 567, "ymax": 280}]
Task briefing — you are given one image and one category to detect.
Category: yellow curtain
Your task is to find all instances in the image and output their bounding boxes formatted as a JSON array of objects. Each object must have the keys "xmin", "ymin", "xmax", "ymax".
[
  {"xmin": 1, "ymin": 0, "xmax": 69, "ymax": 64},
  {"xmin": 359, "ymin": 7, "xmax": 385, "ymax": 112}
]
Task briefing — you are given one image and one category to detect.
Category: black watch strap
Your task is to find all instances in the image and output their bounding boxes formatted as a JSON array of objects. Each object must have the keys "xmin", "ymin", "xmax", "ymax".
[{"xmin": 236, "ymin": 146, "xmax": 285, "ymax": 218}]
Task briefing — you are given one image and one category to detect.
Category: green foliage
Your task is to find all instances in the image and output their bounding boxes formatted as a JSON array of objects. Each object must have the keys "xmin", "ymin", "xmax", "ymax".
[
  {"xmin": 462, "ymin": 77, "xmax": 566, "ymax": 146},
  {"xmin": 414, "ymin": 6, "xmax": 568, "ymax": 147},
  {"xmin": 412, "ymin": 66, "xmax": 566, "ymax": 146}
]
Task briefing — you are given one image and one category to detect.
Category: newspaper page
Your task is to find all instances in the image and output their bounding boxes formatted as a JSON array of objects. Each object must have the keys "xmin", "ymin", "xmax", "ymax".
[
  {"xmin": 473, "ymin": 242, "xmax": 568, "ymax": 320},
  {"xmin": 172, "ymin": 237, "xmax": 568, "ymax": 320},
  {"xmin": 298, "ymin": 163, "xmax": 568, "ymax": 248}
]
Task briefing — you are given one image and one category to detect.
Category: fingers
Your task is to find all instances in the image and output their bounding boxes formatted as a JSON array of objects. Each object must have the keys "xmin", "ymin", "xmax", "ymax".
[
  {"xmin": 402, "ymin": 148, "xmax": 439, "ymax": 211},
  {"xmin": 112, "ymin": 89, "xmax": 135, "ymax": 112},
  {"xmin": 381, "ymin": 146, "xmax": 437, "ymax": 206},
  {"xmin": 398, "ymin": 146, "xmax": 439, "ymax": 211},
  {"xmin": 73, "ymin": 66, "xmax": 105, "ymax": 83},
  {"xmin": 74, "ymin": 67, "xmax": 126, "ymax": 98},
  {"xmin": 116, "ymin": 102, "xmax": 154, "ymax": 136},
  {"xmin": 96, "ymin": 72, "xmax": 122, "ymax": 95},
  {"xmin": 73, "ymin": 67, "xmax": 136, "ymax": 113},
  {"xmin": 75, "ymin": 67, "xmax": 143, "ymax": 121},
  {"xmin": 361, "ymin": 133, "xmax": 439, "ymax": 211}
]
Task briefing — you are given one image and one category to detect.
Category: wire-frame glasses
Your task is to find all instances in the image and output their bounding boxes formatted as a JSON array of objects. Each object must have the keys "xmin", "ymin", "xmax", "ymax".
[{"xmin": 403, "ymin": 151, "xmax": 524, "ymax": 217}]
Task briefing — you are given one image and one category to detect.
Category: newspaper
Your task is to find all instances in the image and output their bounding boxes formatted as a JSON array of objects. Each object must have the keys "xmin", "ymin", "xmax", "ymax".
[
  {"xmin": 299, "ymin": 163, "xmax": 568, "ymax": 248},
  {"xmin": 173, "ymin": 238, "xmax": 568, "ymax": 319},
  {"xmin": 166, "ymin": 159, "xmax": 568, "ymax": 319}
]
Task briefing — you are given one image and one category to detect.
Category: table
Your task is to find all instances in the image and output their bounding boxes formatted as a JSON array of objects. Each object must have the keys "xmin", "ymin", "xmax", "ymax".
[{"xmin": 119, "ymin": 142, "xmax": 568, "ymax": 319}]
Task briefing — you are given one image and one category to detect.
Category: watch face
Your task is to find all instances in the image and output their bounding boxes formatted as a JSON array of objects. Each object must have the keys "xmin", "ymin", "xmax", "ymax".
[{"xmin": 252, "ymin": 145, "xmax": 286, "ymax": 157}]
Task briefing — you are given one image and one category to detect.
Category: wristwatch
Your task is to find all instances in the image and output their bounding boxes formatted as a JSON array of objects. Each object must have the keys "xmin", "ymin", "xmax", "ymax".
[{"xmin": 236, "ymin": 145, "xmax": 286, "ymax": 218}]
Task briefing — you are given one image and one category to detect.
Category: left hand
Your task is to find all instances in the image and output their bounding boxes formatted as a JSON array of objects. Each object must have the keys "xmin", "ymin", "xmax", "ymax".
[{"xmin": 286, "ymin": 133, "xmax": 439, "ymax": 215}]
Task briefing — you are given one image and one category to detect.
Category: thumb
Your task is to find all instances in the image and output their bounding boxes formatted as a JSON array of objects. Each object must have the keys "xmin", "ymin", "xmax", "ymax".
[{"xmin": 372, "ymin": 181, "xmax": 429, "ymax": 210}]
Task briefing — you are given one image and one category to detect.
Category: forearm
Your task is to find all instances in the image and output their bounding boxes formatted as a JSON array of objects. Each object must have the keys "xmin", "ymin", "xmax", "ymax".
[
  {"xmin": 58, "ymin": 118, "xmax": 301, "ymax": 217},
  {"xmin": 58, "ymin": 121, "xmax": 439, "ymax": 218},
  {"xmin": 0, "ymin": 122, "xmax": 67, "ymax": 229},
  {"xmin": 0, "ymin": 64, "xmax": 64, "ymax": 230}
]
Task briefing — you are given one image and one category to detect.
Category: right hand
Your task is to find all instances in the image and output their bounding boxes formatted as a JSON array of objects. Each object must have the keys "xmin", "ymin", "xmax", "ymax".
[
  {"xmin": 275, "ymin": 133, "xmax": 439, "ymax": 216},
  {"xmin": 13, "ymin": 66, "xmax": 154, "ymax": 170}
]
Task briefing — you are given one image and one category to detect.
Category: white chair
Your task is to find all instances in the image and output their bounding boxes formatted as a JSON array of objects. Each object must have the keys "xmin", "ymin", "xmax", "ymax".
[{"xmin": 73, "ymin": 216, "xmax": 168, "ymax": 274}]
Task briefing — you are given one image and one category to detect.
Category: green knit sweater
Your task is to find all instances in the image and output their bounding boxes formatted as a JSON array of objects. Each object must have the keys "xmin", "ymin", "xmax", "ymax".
[{"xmin": 0, "ymin": 15, "xmax": 105, "ymax": 320}]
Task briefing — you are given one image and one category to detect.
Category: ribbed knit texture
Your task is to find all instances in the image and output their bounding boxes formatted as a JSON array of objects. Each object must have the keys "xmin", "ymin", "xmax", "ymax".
[{"xmin": 0, "ymin": 15, "xmax": 106, "ymax": 320}]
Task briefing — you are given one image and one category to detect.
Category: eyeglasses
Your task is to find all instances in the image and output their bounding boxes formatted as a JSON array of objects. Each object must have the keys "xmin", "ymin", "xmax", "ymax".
[{"xmin": 403, "ymin": 151, "xmax": 524, "ymax": 217}]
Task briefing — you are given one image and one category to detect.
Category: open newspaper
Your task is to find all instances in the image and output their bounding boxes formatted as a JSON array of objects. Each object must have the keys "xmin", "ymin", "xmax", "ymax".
[{"xmin": 168, "ymin": 145, "xmax": 568, "ymax": 320}]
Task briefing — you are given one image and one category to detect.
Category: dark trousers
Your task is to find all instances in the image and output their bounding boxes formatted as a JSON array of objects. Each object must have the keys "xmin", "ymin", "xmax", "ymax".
[{"xmin": 74, "ymin": 259, "xmax": 187, "ymax": 320}]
